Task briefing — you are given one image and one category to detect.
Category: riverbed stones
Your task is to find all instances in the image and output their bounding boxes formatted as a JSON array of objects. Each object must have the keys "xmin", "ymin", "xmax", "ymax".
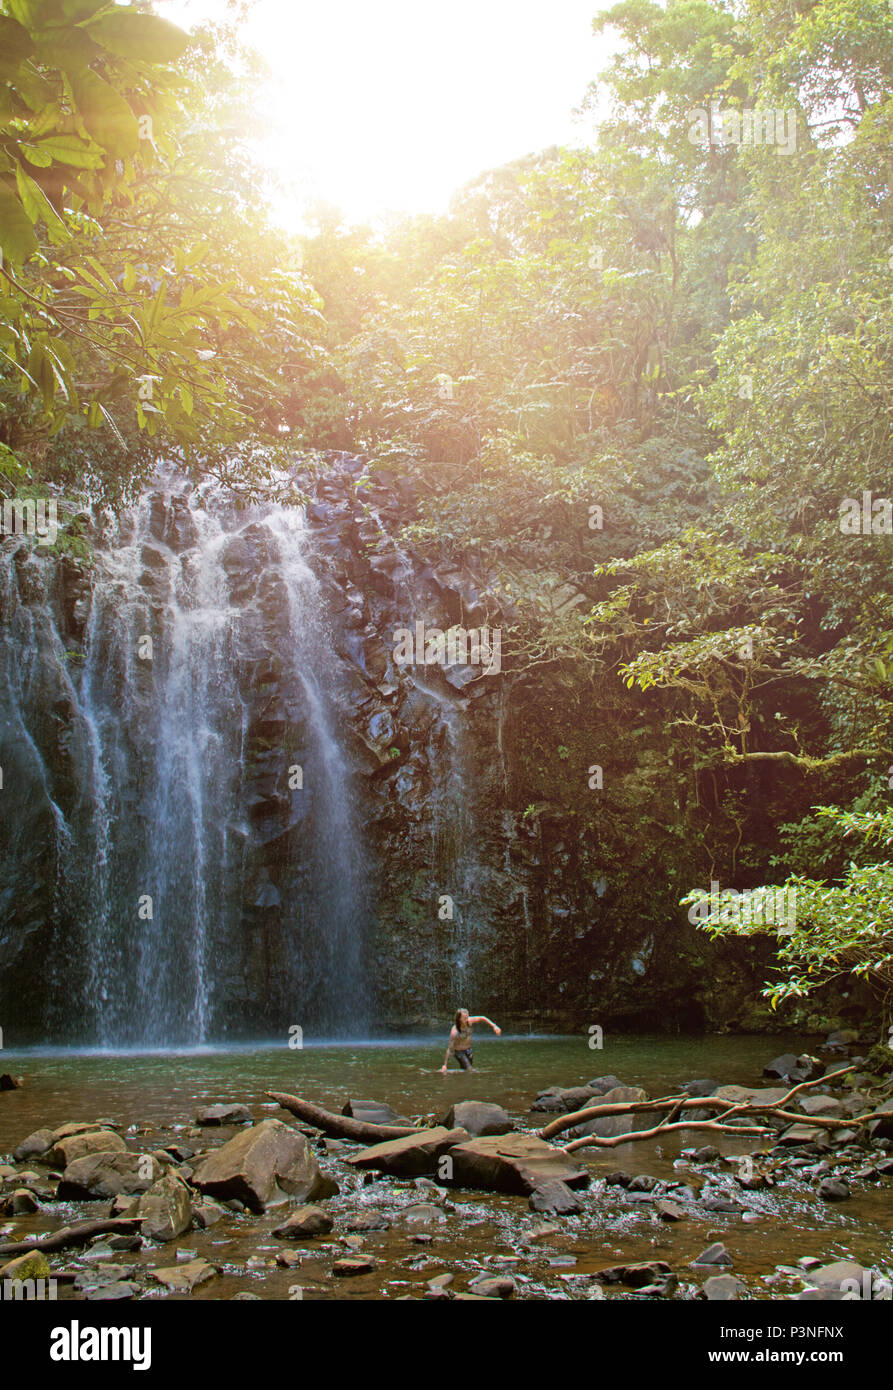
[
  {"xmin": 530, "ymin": 1085, "xmax": 600, "ymax": 1113},
  {"xmin": 402, "ymin": 1203, "xmax": 447, "ymax": 1225},
  {"xmin": 596, "ymin": 1260, "xmax": 672, "ymax": 1287},
  {"xmin": 272, "ymin": 1205, "xmax": 333, "ymax": 1239},
  {"xmin": 564, "ymin": 1085, "xmax": 649, "ymax": 1139},
  {"xmin": 818, "ymin": 1177, "xmax": 850, "ymax": 1201},
  {"xmin": 131, "ymin": 1172, "xmax": 193, "ymax": 1241},
  {"xmin": 50, "ymin": 1130, "xmax": 127, "ymax": 1167},
  {"xmin": 57, "ymin": 1152, "xmax": 163, "ymax": 1199},
  {"xmin": 12, "ymin": 1128, "xmax": 55, "ymax": 1161},
  {"xmin": 333, "ymin": 1257, "xmax": 376, "ymax": 1276},
  {"xmin": 151, "ymin": 1258, "xmax": 217, "ymax": 1292},
  {"xmin": 868, "ymin": 1098, "xmax": 893, "ymax": 1139},
  {"xmin": 342, "ymin": 1099, "xmax": 409, "ymax": 1126},
  {"xmin": 1, "ymin": 1187, "xmax": 41, "ymax": 1215},
  {"xmin": 764, "ymin": 1053, "xmax": 798, "ymax": 1079},
  {"xmin": 701, "ymin": 1274, "xmax": 743, "ymax": 1300},
  {"xmin": 528, "ymin": 1179, "xmax": 582, "ymax": 1214},
  {"xmin": 345, "ymin": 1126, "xmax": 469, "ymax": 1178},
  {"xmin": 191, "ymin": 1118, "xmax": 323, "ymax": 1213},
  {"xmin": 448, "ymin": 1134, "xmax": 589, "ymax": 1195},
  {"xmin": 691, "ymin": 1242, "xmax": 732, "ymax": 1267},
  {"xmin": 0, "ymin": 1250, "xmax": 51, "ymax": 1281},
  {"xmin": 799, "ymin": 1094, "xmax": 843, "ymax": 1117},
  {"xmin": 193, "ymin": 1201, "xmax": 226, "ymax": 1229},
  {"xmin": 683, "ymin": 1079, "xmax": 720, "ymax": 1097},
  {"xmin": 468, "ymin": 1274, "xmax": 515, "ymax": 1298},
  {"xmin": 196, "ymin": 1103, "xmax": 252, "ymax": 1126},
  {"xmin": 655, "ymin": 1199, "xmax": 684, "ymax": 1221},
  {"xmin": 437, "ymin": 1101, "xmax": 512, "ymax": 1137}
]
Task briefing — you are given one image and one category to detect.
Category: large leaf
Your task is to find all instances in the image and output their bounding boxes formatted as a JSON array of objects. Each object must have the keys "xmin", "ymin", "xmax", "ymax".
[
  {"xmin": 68, "ymin": 65, "xmax": 139, "ymax": 159},
  {"xmin": 0, "ymin": 14, "xmax": 34, "ymax": 62},
  {"xmin": 86, "ymin": 9, "xmax": 189, "ymax": 64},
  {"xmin": 14, "ymin": 163, "xmax": 67, "ymax": 241},
  {"xmin": 0, "ymin": 179, "xmax": 38, "ymax": 263},
  {"xmin": 25, "ymin": 133, "xmax": 103, "ymax": 168}
]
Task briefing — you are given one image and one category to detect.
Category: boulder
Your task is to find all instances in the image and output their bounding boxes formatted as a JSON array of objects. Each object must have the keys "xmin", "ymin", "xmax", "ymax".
[
  {"xmin": 191, "ymin": 1118, "xmax": 323, "ymax": 1213},
  {"xmin": 193, "ymin": 1201, "xmax": 226, "ymax": 1229},
  {"xmin": 869, "ymin": 1098, "xmax": 893, "ymax": 1140},
  {"xmin": 799, "ymin": 1094, "xmax": 842, "ymax": 1117},
  {"xmin": 51, "ymin": 1121, "xmax": 110, "ymax": 1141},
  {"xmin": 528, "ymin": 1180, "xmax": 582, "ymax": 1214},
  {"xmin": 151, "ymin": 1258, "xmax": 216, "ymax": 1293},
  {"xmin": 437, "ymin": 1101, "xmax": 512, "ymax": 1137},
  {"xmin": 468, "ymin": 1275, "xmax": 515, "ymax": 1298},
  {"xmin": 272, "ymin": 1205, "xmax": 333, "ymax": 1239},
  {"xmin": 333, "ymin": 1257, "xmax": 376, "ymax": 1276},
  {"xmin": 0, "ymin": 1250, "xmax": 51, "ymax": 1282},
  {"xmin": 596, "ymin": 1261, "xmax": 671, "ymax": 1287},
  {"xmin": 825, "ymin": 1030, "xmax": 859, "ymax": 1047},
  {"xmin": 50, "ymin": 1130, "xmax": 127, "ymax": 1167},
  {"xmin": 714, "ymin": 1085, "xmax": 788, "ymax": 1106},
  {"xmin": 195, "ymin": 1103, "xmax": 252, "ymax": 1126},
  {"xmin": 57, "ymin": 1152, "xmax": 163, "ymax": 1199},
  {"xmin": 448, "ymin": 1134, "xmax": 589, "ymax": 1195},
  {"xmin": 12, "ymin": 1128, "xmax": 55, "ymax": 1162},
  {"xmin": 702, "ymin": 1275, "xmax": 743, "ymax": 1300},
  {"xmin": 586, "ymin": 1076, "xmax": 627, "ymax": 1095},
  {"xmin": 789, "ymin": 1054, "xmax": 824, "ymax": 1083},
  {"xmin": 530, "ymin": 1084, "xmax": 603, "ymax": 1114},
  {"xmin": 807, "ymin": 1260, "xmax": 865, "ymax": 1289},
  {"xmin": 0, "ymin": 1074, "xmax": 22, "ymax": 1090},
  {"xmin": 683, "ymin": 1079, "xmax": 721, "ymax": 1097},
  {"xmin": 345, "ymin": 1127, "xmax": 469, "ymax": 1178},
  {"xmin": 691, "ymin": 1242, "xmax": 733, "ymax": 1267},
  {"xmin": 564, "ymin": 1086, "xmax": 649, "ymax": 1139},
  {"xmin": 655, "ymin": 1199, "xmax": 685, "ymax": 1221},
  {"xmin": 818, "ymin": 1178, "xmax": 850, "ymax": 1201},
  {"xmin": 342, "ymin": 1099, "xmax": 409, "ymax": 1126},
  {"xmin": 131, "ymin": 1172, "xmax": 193, "ymax": 1241},
  {"xmin": 1, "ymin": 1188, "xmax": 41, "ymax": 1215},
  {"xmin": 764, "ymin": 1053, "xmax": 798, "ymax": 1079},
  {"xmin": 402, "ymin": 1203, "xmax": 447, "ymax": 1225}
]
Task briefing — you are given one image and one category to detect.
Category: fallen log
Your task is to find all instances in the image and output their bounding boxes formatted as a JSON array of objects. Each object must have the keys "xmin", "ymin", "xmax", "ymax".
[
  {"xmin": 0, "ymin": 1217, "xmax": 143, "ymax": 1260},
  {"xmin": 267, "ymin": 1091, "xmax": 421, "ymax": 1142}
]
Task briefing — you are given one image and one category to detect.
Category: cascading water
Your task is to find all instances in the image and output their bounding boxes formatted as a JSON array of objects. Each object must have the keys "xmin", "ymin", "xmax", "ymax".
[{"xmin": 27, "ymin": 481, "xmax": 369, "ymax": 1047}]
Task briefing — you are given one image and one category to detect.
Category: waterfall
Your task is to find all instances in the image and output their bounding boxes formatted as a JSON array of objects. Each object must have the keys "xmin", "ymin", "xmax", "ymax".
[{"xmin": 16, "ymin": 483, "xmax": 369, "ymax": 1046}]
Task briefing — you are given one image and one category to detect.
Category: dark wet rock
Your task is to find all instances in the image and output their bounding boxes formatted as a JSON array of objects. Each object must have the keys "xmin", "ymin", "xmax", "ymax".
[
  {"xmin": 273, "ymin": 1205, "xmax": 333, "ymax": 1239},
  {"xmin": 799, "ymin": 1094, "xmax": 842, "ymax": 1117},
  {"xmin": 333, "ymin": 1257, "xmax": 376, "ymax": 1276},
  {"xmin": 468, "ymin": 1275, "xmax": 515, "ymax": 1298},
  {"xmin": 683, "ymin": 1079, "xmax": 720, "ymax": 1097},
  {"xmin": 191, "ymin": 1118, "xmax": 323, "ymax": 1213},
  {"xmin": 85, "ymin": 1281, "xmax": 139, "ymax": 1301},
  {"xmin": 701, "ymin": 1274, "xmax": 743, "ymax": 1300},
  {"xmin": 586, "ymin": 1075, "xmax": 627, "ymax": 1094},
  {"xmin": 692, "ymin": 1146, "xmax": 721, "ymax": 1162},
  {"xmin": 789, "ymin": 1054, "xmax": 824, "ymax": 1083},
  {"xmin": 604, "ymin": 1170, "xmax": 633, "ymax": 1187},
  {"xmin": 344, "ymin": 1210, "xmax": 391, "ymax": 1231},
  {"xmin": 818, "ymin": 1177, "xmax": 850, "ymax": 1201},
  {"xmin": 346, "ymin": 1127, "xmax": 469, "ymax": 1178},
  {"xmin": 131, "ymin": 1172, "xmax": 193, "ymax": 1241},
  {"xmin": 628, "ymin": 1174, "xmax": 660, "ymax": 1192},
  {"xmin": 597, "ymin": 1261, "xmax": 672, "ymax": 1287},
  {"xmin": 868, "ymin": 1099, "xmax": 893, "ymax": 1140},
  {"xmin": 691, "ymin": 1242, "xmax": 732, "ymax": 1267},
  {"xmin": 655, "ymin": 1199, "xmax": 685, "ymax": 1221},
  {"xmin": 193, "ymin": 1201, "xmax": 226, "ymax": 1229},
  {"xmin": 530, "ymin": 1085, "xmax": 600, "ymax": 1114},
  {"xmin": 402, "ymin": 1202, "xmax": 447, "ymax": 1225},
  {"xmin": 564, "ymin": 1085, "xmax": 649, "ymax": 1139},
  {"xmin": 876, "ymin": 1157, "xmax": 893, "ymax": 1175},
  {"xmin": 58, "ymin": 1152, "xmax": 163, "ymax": 1199},
  {"xmin": 826, "ymin": 1030, "xmax": 859, "ymax": 1047},
  {"xmin": 764, "ymin": 1053, "xmax": 798, "ymax": 1079},
  {"xmin": 151, "ymin": 1258, "xmax": 217, "ymax": 1292},
  {"xmin": 342, "ymin": 1099, "xmax": 409, "ymax": 1126},
  {"xmin": 448, "ymin": 1134, "xmax": 589, "ymax": 1195},
  {"xmin": 13, "ymin": 1128, "xmax": 55, "ymax": 1161},
  {"xmin": 163, "ymin": 1143, "xmax": 195, "ymax": 1162},
  {"xmin": 776, "ymin": 1124, "xmax": 830, "ymax": 1148},
  {"xmin": 196, "ymin": 1103, "xmax": 252, "ymax": 1126},
  {"xmin": 0, "ymin": 1188, "xmax": 41, "ymax": 1215},
  {"xmin": 437, "ymin": 1101, "xmax": 512, "ymax": 1137},
  {"xmin": 701, "ymin": 1194, "xmax": 744, "ymax": 1213},
  {"xmin": 528, "ymin": 1180, "xmax": 582, "ymax": 1214},
  {"xmin": 50, "ymin": 1130, "xmax": 127, "ymax": 1167},
  {"xmin": 0, "ymin": 1074, "xmax": 22, "ymax": 1090},
  {"xmin": 107, "ymin": 1234, "xmax": 142, "ymax": 1252}
]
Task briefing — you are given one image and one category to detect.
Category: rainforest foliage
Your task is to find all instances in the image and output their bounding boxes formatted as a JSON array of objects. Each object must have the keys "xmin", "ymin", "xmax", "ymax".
[{"xmin": 2, "ymin": 0, "xmax": 892, "ymax": 1021}]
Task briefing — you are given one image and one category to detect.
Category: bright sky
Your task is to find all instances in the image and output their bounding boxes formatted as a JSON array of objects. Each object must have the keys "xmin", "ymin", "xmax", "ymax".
[{"xmin": 157, "ymin": 0, "xmax": 616, "ymax": 229}]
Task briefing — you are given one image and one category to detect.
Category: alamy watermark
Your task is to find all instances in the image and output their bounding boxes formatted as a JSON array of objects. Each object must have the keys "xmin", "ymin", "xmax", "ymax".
[
  {"xmin": 686, "ymin": 880, "xmax": 797, "ymax": 931},
  {"xmin": 393, "ymin": 621, "xmax": 502, "ymax": 676},
  {"xmin": 687, "ymin": 102, "xmax": 797, "ymax": 156},
  {"xmin": 1, "ymin": 497, "xmax": 58, "ymax": 546}
]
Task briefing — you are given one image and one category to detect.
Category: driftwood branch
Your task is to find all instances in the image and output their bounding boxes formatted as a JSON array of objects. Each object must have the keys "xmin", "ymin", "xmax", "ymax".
[
  {"xmin": 539, "ymin": 1066, "xmax": 857, "ymax": 1143},
  {"xmin": 267, "ymin": 1091, "xmax": 421, "ymax": 1142},
  {"xmin": 0, "ymin": 1217, "xmax": 143, "ymax": 1260}
]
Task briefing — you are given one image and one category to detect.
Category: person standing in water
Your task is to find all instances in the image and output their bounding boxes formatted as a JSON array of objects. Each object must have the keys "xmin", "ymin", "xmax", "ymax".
[{"xmin": 440, "ymin": 1008, "xmax": 501, "ymax": 1072}]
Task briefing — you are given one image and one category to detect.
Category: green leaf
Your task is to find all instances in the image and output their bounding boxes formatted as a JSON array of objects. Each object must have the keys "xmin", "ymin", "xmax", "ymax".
[
  {"xmin": 26, "ymin": 134, "xmax": 103, "ymax": 168},
  {"xmin": 0, "ymin": 180, "xmax": 38, "ymax": 264},
  {"xmin": 86, "ymin": 9, "xmax": 189, "ymax": 64},
  {"xmin": 14, "ymin": 163, "xmax": 67, "ymax": 241},
  {"xmin": 68, "ymin": 66, "xmax": 139, "ymax": 159}
]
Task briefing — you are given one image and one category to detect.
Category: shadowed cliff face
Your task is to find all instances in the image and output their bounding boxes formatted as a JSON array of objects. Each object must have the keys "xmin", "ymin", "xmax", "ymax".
[{"xmin": 0, "ymin": 457, "xmax": 821, "ymax": 1046}]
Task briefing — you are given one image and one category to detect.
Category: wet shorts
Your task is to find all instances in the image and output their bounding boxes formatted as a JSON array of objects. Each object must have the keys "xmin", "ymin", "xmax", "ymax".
[{"xmin": 454, "ymin": 1048, "xmax": 473, "ymax": 1070}]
